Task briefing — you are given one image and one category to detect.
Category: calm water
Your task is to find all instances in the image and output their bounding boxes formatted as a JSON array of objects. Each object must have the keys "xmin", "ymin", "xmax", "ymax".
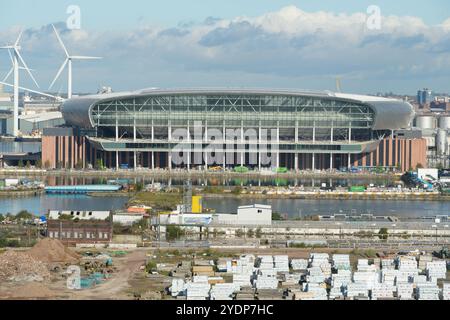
[
  {"xmin": 0, "ymin": 194, "xmax": 129, "ymax": 215},
  {"xmin": 0, "ymin": 194, "xmax": 448, "ymax": 218},
  {"xmin": 204, "ymin": 197, "xmax": 450, "ymax": 218}
]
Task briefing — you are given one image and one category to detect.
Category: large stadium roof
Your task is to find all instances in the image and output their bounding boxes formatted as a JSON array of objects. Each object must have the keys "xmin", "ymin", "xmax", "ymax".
[{"xmin": 62, "ymin": 87, "xmax": 414, "ymax": 130}]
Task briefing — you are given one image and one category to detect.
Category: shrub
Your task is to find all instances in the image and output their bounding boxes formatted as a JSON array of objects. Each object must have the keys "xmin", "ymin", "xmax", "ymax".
[
  {"xmin": 378, "ymin": 228, "xmax": 388, "ymax": 240},
  {"xmin": 166, "ymin": 225, "xmax": 185, "ymax": 240}
]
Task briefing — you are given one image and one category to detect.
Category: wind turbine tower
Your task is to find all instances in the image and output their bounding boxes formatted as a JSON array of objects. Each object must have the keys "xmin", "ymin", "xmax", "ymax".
[
  {"xmin": 49, "ymin": 24, "xmax": 102, "ymax": 99},
  {"xmin": 0, "ymin": 31, "xmax": 39, "ymax": 137}
]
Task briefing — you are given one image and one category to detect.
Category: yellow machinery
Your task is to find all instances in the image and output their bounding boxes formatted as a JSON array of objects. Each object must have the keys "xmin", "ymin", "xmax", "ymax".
[{"xmin": 191, "ymin": 196, "xmax": 203, "ymax": 213}]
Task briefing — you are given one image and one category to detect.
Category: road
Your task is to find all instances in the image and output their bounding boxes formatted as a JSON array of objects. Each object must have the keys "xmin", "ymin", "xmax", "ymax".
[{"xmin": 70, "ymin": 249, "xmax": 147, "ymax": 300}]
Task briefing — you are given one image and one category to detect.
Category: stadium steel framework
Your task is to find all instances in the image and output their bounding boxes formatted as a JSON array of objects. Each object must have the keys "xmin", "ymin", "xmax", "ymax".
[{"xmin": 60, "ymin": 88, "xmax": 414, "ymax": 171}]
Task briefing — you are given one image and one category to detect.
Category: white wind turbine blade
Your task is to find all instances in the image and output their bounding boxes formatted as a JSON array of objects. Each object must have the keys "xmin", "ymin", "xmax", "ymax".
[
  {"xmin": 71, "ymin": 56, "xmax": 103, "ymax": 60},
  {"xmin": 2, "ymin": 67, "xmax": 13, "ymax": 82},
  {"xmin": 2, "ymin": 49, "xmax": 14, "ymax": 81},
  {"xmin": 15, "ymin": 49, "xmax": 40, "ymax": 88},
  {"xmin": 52, "ymin": 24, "xmax": 69, "ymax": 57},
  {"xmin": 7, "ymin": 48, "xmax": 14, "ymax": 64},
  {"xmin": 49, "ymin": 58, "xmax": 68, "ymax": 90},
  {"xmin": 14, "ymin": 30, "xmax": 23, "ymax": 47}
]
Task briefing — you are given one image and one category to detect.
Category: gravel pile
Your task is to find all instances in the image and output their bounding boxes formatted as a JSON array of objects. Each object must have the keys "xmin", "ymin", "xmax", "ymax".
[
  {"xmin": 0, "ymin": 251, "xmax": 50, "ymax": 281},
  {"xmin": 28, "ymin": 238, "xmax": 80, "ymax": 263}
]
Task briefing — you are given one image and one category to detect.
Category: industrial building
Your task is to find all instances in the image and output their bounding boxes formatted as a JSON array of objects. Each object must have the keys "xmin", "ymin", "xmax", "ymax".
[
  {"xmin": 413, "ymin": 113, "xmax": 450, "ymax": 168},
  {"xmin": 41, "ymin": 88, "xmax": 425, "ymax": 171},
  {"xmin": 47, "ymin": 213, "xmax": 113, "ymax": 244}
]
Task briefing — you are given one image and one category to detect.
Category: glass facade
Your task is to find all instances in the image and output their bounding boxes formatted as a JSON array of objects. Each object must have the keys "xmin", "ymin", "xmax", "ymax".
[{"xmin": 90, "ymin": 93, "xmax": 375, "ymax": 144}]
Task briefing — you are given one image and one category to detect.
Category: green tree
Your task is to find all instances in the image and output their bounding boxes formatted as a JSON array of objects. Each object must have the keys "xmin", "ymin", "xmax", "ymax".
[
  {"xmin": 246, "ymin": 228, "xmax": 254, "ymax": 238},
  {"xmin": 135, "ymin": 182, "xmax": 144, "ymax": 192},
  {"xmin": 232, "ymin": 186, "xmax": 242, "ymax": 195},
  {"xmin": 272, "ymin": 212, "xmax": 283, "ymax": 221},
  {"xmin": 15, "ymin": 210, "xmax": 33, "ymax": 220},
  {"xmin": 44, "ymin": 160, "xmax": 51, "ymax": 169},
  {"xmin": 35, "ymin": 159, "xmax": 42, "ymax": 169},
  {"xmin": 235, "ymin": 229, "xmax": 244, "ymax": 237},
  {"xmin": 17, "ymin": 160, "xmax": 24, "ymax": 168},
  {"xmin": 25, "ymin": 161, "xmax": 31, "ymax": 168},
  {"xmin": 166, "ymin": 225, "xmax": 185, "ymax": 240},
  {"xmin": 75, "ymin": 161, "xmax": 83, "ymax": 170},
  {"xmin": 95, "ymin": 159, "xmax": 104, "ymax": 170},
  {"xmin": 378, "ymin": 228, "xmax": 388, "ymax": 240},
  {"xmin": 58, "ymin": 214, "xmax": 74, "ymax": 220},
  {"xmin": 0, "ymin": 214, "xmax": 4, "ymax": 222}
]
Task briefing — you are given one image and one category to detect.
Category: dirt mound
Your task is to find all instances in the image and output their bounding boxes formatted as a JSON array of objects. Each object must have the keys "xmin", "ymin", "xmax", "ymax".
[
  {"xmin": 10, "ymin": 282, "xmax": 55, "ymax": 299},
  {"xmin": 0, "ymin": 250, "xmax": 50, "ymax": 281},
  {"xmin": 28, "ymin": 239, "xmax": 80, "ymax": 263}
]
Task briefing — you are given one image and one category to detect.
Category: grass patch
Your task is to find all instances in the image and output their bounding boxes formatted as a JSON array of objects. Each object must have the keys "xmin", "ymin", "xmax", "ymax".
[{"xmin": 128, "ymin": 192, "xmax": 182, "ymax": 211}]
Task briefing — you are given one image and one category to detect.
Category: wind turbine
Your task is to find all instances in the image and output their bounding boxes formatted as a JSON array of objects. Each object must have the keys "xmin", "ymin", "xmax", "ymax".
[
  {"xmin": 0, "ymin": 30, "xmax": 40, "ymax": 137},
  {"xmin": 49, "ymin": 24, "xmax": 102, "ymax": 99}
]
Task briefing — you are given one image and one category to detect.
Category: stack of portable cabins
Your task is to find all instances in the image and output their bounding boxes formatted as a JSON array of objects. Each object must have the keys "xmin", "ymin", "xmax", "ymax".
[
  {"xmin": 302, "ymin": 283, "xmax": 328, "ymax": 300},
  {"xmin": 381, "ymin": 259, "xmax": 395, "ymax": 270},
  {"xmin": 170, "ymin": 278, "xmax": 186, "ymax": 297},
  {"xmin": 274, "ymin": 255, "xmax": 289, "ymax": 273},
  {"xmin": 307, "ymin": 266, "xmax": 327, "ymax": 284},
  {"xmin": 397, "ymin": 256, "xmax": 419, "ymax": 284},
  {"xmin": 230, "ymin": 255, "xmax": 255, "ymax": 288},
  {"xmin": 310, "ymin": 253, "xmax": 332, "ymax": 280},
  {"xmin": 217, "ymin": 258, "xmax": 230, "ymax": 272},
  {"xmin": 186, "ymin": 281, "xmax": 211, "ymax": 300},
  {"xmin": 332, "ymin": 254, "xmax": 351, "ymax": 271},
  {"xmin": 442, "ymin": 282, "xmax": 450, "ymax": 300},
  {"xmin": 192, "ymin": 265, "xmax": 215, "ymax": 277},
  {"xmin": 254, "ymin": 256, "xmax": 278, "ymax": 290},
  {"xmin": 418, "ymin": 255, "xmax": 433, "ymax": 272},
  {"xmin": 426, "ymin": 261, "xmax": 447, "ymax": 281},
  {"xmin": 346, "ymin": 282, "xmax": 370, "ymax": 299},
  {"xmin": 330, "ymin": 269, "xmax": 352, "ymax": 299},
  {"xmin": 281, "ymin": 273, "xmax": 301, "ymax": 288},
  {"xmin": 396, "ymin": 282, "xmax": 414, "ymax": 300},
  {"xmin": 381, "ymin": 269, "xmax": 398, "ymax": 286},
  {"xmin": 371, "ymin": 283, "xmax": 396, "ymax": 300},
  {"xmin": 290, "ymin": 259, "xmax": 308, "ymax": 271},
  {"xmin": 416, "ymin": 282, "xmax": 440, "ymax": 300},
  {"xmin": 347, "ymin": 259, "xmax": 379, "ymax": 299},
  {"xmin": 210, "ymin": 283, "xmax": 240, "ymax": 300}
]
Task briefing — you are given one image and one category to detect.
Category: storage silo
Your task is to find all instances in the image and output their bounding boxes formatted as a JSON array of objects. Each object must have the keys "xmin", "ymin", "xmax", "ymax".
[
  {"xmin": 436, "ymin": 129, "xmax": 448, "ymax": 156},
  {"xmin": 414, "ymin": 115, "xmax": 437, "ymax": 129},
  {"xmin": 438, "ymin": 115, "xmax": 450, "ymax": 130}
]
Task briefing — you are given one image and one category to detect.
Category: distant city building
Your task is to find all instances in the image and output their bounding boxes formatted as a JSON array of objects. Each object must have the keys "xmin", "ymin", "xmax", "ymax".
[{"xmin": 417, "ymin": 88, "xmax": 434, "ymax": 105}]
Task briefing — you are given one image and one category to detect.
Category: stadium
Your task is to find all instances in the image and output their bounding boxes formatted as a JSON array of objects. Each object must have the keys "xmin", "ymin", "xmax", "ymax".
[{"xmin": 42, "ymin": 88, "xmax": 426, "ymax": 171}]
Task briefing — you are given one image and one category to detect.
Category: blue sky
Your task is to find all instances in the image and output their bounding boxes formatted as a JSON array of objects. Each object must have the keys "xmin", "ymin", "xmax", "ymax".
[{"xmin": 0, "ymin": 1, "xmax": 449, "ymax": 94}]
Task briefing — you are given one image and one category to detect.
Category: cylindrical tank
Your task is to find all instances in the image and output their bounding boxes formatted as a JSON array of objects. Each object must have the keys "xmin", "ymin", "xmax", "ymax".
[
  {"xmin": 436, "ymin": 129, "xmax": 448, "ymax": 156},
  {"xmin": 414, "ymin": 115, "xmax": 437, "ymax": 129},
  {"xmin": 439, "ymin": 115, "xmax": 450, "ymax": 130}
]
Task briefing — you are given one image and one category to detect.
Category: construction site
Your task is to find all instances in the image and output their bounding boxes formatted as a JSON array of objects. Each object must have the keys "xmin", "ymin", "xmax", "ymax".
[{"xmin": 0, "ymin": 237, "xmax": 448, "ymax": 300}]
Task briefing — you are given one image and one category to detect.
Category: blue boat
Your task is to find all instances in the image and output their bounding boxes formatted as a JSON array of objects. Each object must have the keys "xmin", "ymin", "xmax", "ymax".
[{"xmin": 44, "ymin": 185, "xmax": 122, "ymax": 194}]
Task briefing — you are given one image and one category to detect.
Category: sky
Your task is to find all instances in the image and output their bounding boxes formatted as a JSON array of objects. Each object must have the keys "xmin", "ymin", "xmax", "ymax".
[{"xmin": 0, "ymin": 0, "xmax": 449, "ymax": 95}]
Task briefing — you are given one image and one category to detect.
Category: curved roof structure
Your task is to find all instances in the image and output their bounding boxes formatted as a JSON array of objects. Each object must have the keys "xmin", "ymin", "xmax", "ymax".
[{"xmin": 62, "ymin": 88, "xmax": 414, "ymax": 130}]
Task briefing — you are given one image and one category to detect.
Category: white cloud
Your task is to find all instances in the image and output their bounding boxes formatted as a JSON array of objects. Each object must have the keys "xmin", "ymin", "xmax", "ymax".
[{"xmin": 1, "ymin": 6, "xmax": 450, "ymax": 93}]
